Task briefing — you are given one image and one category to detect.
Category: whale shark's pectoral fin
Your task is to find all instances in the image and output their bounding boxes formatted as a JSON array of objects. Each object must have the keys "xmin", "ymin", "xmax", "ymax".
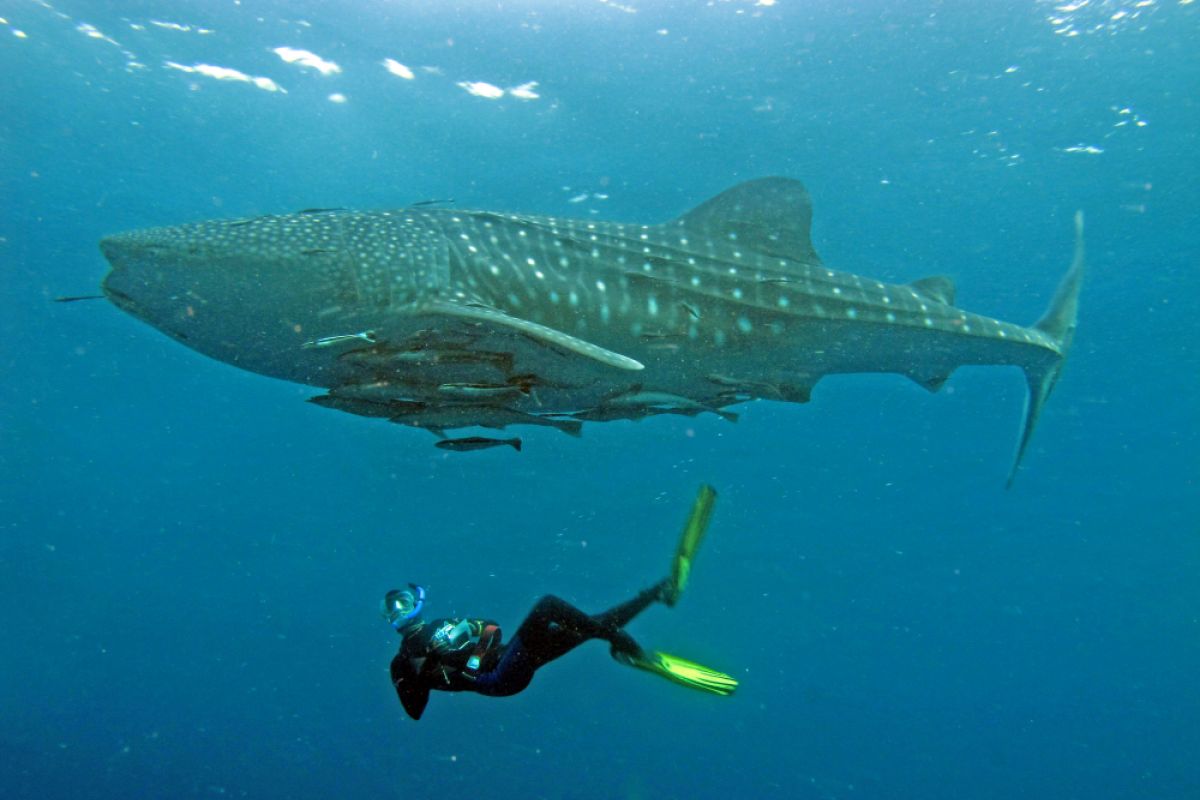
[{"xmin": 426, "ymin": 301, "xmax": 644, "ymax": 372}]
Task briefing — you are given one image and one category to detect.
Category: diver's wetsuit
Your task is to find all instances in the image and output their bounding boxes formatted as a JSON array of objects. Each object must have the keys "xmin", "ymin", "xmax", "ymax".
[{"xmin": 390, "ymin": 583, "xmax": 664, "ymax": 720}]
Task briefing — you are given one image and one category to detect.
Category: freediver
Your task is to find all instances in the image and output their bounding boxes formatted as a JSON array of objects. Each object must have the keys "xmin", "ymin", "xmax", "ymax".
[{"xmin": 382, "ymin": 485, "xmax": 737, "ymax": 720}]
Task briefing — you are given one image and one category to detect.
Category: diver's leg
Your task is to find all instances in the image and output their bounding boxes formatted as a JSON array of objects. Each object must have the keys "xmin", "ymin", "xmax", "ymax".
[
  {"xmin": 502, "ymin": 586, "xmax": 668, "ymax": 678},
  {"xmin": 520, "ymin": 584, "xmax": 666, "ymax": 664},
  {"xmin": 466, "ymin": 597, "xmax": 593, "ymax": 698},
  {"xmin": 590, "ymin": 583, "xmax": 669, "ymax": 663},
  {"xmin": 515, "ymin": 595, "xmax": 604, "ymax": 656},
  {"xmin": 469, "ymin": 640, "xmax": 536, "ymax": 697},
  {"xmin": 592, "ymin": 580, "xmax": 670, "ymax": 632},
  {"xmin": 509, "ymin": 592, "xmax": 656, "ymax": 669}
]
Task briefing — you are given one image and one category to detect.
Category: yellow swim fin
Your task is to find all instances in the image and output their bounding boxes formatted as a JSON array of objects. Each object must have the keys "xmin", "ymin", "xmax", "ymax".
[
  {"xmin": 618, "ymin": 650, "xmax": 738, "ymax": 696},
  {"xmin": 662, "ymin": 484, "xmax": 717, "ymax": 607}
]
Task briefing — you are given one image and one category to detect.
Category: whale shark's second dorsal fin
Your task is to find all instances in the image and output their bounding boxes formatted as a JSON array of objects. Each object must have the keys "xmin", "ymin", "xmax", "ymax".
[
  {"xmin": 909, "ymin": 275, "xmax": 957, "ymax": 306},
  {"xmin": 672, "ymin": 177, "xmax": 821, "ymax": 266}
]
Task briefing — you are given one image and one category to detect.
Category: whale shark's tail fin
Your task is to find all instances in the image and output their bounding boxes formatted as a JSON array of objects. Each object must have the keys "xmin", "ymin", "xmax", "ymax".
[{"xmin": 1008, "ymin": 211, "xmax": 1085, "ymax": 487}]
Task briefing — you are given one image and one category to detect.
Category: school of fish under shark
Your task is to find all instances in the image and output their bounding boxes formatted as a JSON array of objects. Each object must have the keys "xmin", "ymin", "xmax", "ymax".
[{"xmin": 98, "ymin": 177, "xmax": 1084, "ymax": 483}]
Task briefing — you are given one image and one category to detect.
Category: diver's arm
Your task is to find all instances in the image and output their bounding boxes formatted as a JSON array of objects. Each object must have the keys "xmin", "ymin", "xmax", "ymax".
[
  {"xmin": 470, "ymin": 619, "xmax": 502, "ymax": 638},
  {"xmin": 427, "ymin": 618, "xmax": 502, "ymax": 656}
]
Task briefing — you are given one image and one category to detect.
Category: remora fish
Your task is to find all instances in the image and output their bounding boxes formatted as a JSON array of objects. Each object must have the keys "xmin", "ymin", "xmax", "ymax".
[
  {"xmin": 99, "ymin": 178, "xmax": 1083, "ymax": 483},
  {"xmin": 434, "ymin": 436, "xmax": 522, "ymax": 453}
]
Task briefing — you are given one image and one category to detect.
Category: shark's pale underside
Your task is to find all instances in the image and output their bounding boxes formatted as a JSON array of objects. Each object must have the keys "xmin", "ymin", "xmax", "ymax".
[{"xmin": 99, "ymin": 178, "xmax": 1084, "ymax": 483}]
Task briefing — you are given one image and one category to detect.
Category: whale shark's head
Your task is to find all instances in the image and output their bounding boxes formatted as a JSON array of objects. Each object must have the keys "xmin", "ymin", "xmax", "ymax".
[{"xmin": 100, "ymin": 210, "xmax": 446, "ymax": 385}]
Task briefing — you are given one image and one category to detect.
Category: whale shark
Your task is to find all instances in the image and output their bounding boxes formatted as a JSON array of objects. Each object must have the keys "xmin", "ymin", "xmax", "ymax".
[{"xmin": 99, "ymin": 178, "xmax": 1083, "ymax": 483}]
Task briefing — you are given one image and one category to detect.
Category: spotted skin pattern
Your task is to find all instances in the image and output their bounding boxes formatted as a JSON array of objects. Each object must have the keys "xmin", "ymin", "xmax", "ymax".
[{"xmin": 100, "ymin": 178, "xmax": 1083, "ymax": 481}]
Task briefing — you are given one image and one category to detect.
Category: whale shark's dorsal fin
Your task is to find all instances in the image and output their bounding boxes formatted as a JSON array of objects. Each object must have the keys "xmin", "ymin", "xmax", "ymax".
[{"xmin": 672, "ymin": 177, "xmax": 821, "ymax": 266}]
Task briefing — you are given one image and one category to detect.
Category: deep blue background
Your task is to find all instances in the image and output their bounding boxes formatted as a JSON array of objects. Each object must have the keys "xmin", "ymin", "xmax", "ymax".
[{"xmin": 2, "ymin": 1, "xmax": 1197, "ymax": 798}]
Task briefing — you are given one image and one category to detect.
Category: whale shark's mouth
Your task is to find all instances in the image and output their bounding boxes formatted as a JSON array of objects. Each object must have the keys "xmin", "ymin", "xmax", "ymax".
[
  {"xmin": 100, "ymin": 272, "xmax": 139, "ymax": 315},
  {"xmin": 103, "ymin": 285, "xmax": 134, "ymax": 309},
  {"xmin": 100, "ymin": 233, "xmax": 159, "ymax": 314}
]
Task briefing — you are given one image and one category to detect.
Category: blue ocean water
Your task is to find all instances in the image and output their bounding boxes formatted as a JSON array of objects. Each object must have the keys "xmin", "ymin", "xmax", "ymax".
[{"xmin": 2, "ymin": 1, "xmax": 1197, "ymax": 798}]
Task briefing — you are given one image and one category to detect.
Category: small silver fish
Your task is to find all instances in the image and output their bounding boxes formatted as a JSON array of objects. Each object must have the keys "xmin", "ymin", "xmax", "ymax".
[
  {"xmin": 302, "ymin": 330, "xmax": 377, "ymax": 349},
  {"xmin": 436, "ymin": 383, "xmax": 526, "ymax": 402},
  {"xmin": 435, "ymin": 436, "xmax": 522, "ymax": 453},
  {"xmin": 604, "ymin": 389, "xmax": 738, "ymax": 423},
  {"xmin": 389, "ymin": 404, "xmax": 582, "ymax": 437}
]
